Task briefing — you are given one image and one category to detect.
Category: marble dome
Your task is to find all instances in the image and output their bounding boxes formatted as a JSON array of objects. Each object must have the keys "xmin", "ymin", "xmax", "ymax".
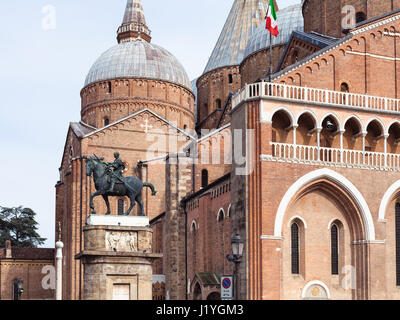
[
  {"xmin": 243, "ymin": 4, "xmax": 304, "ymax": 60},
  {"xmin": 84, "ymin": 39, "xmax": 192, "ymax": 91}
]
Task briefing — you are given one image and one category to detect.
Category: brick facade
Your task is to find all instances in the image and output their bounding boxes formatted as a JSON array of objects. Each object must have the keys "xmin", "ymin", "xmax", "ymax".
[
  {"xmin": 81, "ymin": 79, "xmax": 195, "ymax": 130},
  {"xmin": 0, "ymin": 246, "xmax": 54, "ymax": 300},
  {"xmin": 303, "ymin": 0, "xmax": 400, "ymax": 38},
  {"xmin": 196, "ymin": 66, "xmax": 241, "ymax": 131},
  {"xmin": 56, "ymin": 1, "xmax": 400, "ymax": 300}
]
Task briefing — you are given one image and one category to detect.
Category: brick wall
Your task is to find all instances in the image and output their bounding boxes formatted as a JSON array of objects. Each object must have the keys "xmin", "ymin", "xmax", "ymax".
[
  {"xmin": 186, "ymin": 178, "xmax": 233, "ymax": 290},
  {"xmin": 303, "ymin": 0, "xmax": 400, "ymax": 38},
  {"xmin": 0, "ymin": 260, "xmax": 55, "ymax": 300},
  {"xmin": 240, "ymin": 45, "xmax": 286, "ymax": 85},
  {"xmin": 276, "ymin": 11, "xmax": 400, "ymax": 99},
  {"xmin": 164, "ymin": 154, "xmax": 192, "ymax": 300},
  {"xmin": 196, "ymin": 66, "xmax": 241, "ymax": 130},
  {"xmin": 80, "ymin": 78, "xmax": 195, "ymax": 130}
]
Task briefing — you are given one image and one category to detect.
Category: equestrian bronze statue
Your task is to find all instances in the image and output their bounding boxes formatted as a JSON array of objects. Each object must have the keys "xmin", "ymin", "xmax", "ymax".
[{"xmin": 85, "ymin": 153, "xmax": 157, "ymax": 216}]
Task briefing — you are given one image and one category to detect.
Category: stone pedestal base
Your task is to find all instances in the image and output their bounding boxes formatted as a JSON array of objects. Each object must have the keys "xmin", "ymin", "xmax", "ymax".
[{"xmin": 76, "ymin": 215, "xmax": 162, "ymax": 300}]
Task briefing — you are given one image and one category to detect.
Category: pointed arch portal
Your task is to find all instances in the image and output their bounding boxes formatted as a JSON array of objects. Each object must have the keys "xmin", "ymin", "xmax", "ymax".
[{"xmin": 274, "ymin": 168, "xmax": 375, "ymax": 240}]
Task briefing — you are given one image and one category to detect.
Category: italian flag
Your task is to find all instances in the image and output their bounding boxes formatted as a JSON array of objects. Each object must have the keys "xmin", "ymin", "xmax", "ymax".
[{"xmin": 266, "ymin": 0, "xmax": 279, "ymax": 37}]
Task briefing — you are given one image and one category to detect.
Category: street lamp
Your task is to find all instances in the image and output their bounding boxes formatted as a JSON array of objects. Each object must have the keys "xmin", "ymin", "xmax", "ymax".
[
  {"xmin": 226, "ymin": 234, "xmax": 244, "ymax": 300},
  {"xmin": 227, "ymin": 234, "xmax": 244, "ymax": 262},
  {"xmin": 325, "ymin": 120, "xmax": 336, "ymax": 132},
  {"xmin": 13, "ymin": 279, "xmax": 24, "ymax": 300}
]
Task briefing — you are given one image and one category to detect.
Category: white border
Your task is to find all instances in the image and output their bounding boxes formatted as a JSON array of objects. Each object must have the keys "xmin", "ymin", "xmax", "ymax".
[
  {"xmin": 301, "ymin": 280, "xmax": 331, "ymax": 299},
  {"xmin": 217, "ymin": 208, "xmax": 225, "ymax": 221},
  {"xmin": 378, "ymin": 180, "xmax": 400, "ymax": 221},
  {"xmin": 265, "ymin": 106, "xmax": 295, "ymax": 124},
  {"xmin": 287, "ymin": 216, "xmax": 308, "ymax": 229},
  {"xmin": 274, "ymin": 168, "xmax": 375, "ymax": 240}
]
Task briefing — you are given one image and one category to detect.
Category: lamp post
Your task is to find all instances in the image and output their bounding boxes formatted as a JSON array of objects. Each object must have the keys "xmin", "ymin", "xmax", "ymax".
[
  {"xmin": 226, "ymin": 234, "xmax": 244, "ymax": 300},
  {"xmin": 13, "ymin": 279, "xmax": 24, "ymax": 300},
  {"xmin": 55, "ymin": 221, "xmax": 64, "ymax": 300}
]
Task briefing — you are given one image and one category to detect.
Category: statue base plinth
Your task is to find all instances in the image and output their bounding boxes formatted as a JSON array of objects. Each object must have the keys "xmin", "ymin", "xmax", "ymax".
[
  {"xmin": 76, "ymin": 215, "xmax": 162, "ymax": 300},
  {"xmin": 87, "ymin": 214, "xmax": 149, "ymax": 227}
]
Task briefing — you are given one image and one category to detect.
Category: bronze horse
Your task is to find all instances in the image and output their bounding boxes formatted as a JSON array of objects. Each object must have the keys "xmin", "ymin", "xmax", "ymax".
[{"xmin": 85, "ymin": 157, "xmax": 156, "ymax": 216}]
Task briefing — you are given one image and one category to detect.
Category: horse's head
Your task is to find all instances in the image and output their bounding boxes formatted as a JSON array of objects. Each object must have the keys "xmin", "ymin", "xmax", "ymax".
[
  {"xmin": 85, "ymin": 157, "xmax": 96, "ymax": 177},
  {"xmin": 85, "ymin": 155, "xmax": 105, "ymax": 177}
]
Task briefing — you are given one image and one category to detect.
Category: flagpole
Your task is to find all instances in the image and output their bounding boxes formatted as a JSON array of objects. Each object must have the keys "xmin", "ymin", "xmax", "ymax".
[
  {"xmin": 266, "ymin": 3, "xmax": 273, "ymax": 83},
  {"xmin": 269, "ymin": 32, "xmax": 272, "ymax": 82}
]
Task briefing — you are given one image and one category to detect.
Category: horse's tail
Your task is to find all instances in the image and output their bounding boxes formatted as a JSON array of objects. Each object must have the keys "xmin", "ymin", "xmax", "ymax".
[{"xmin": 143, "ymin": 182, "xmax": 157, "ymax": 196}]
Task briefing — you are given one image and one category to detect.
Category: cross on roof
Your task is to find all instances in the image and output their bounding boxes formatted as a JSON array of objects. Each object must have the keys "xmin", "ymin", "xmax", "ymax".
[{"xmin": 140, "ymin": 119, "xmax": 153, "ymax": 133}]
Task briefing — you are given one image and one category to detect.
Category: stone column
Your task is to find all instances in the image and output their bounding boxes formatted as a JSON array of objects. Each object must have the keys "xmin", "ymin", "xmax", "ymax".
[
  {"xmin": 317, "ymin": 127, "xmax": 322, "ymax": 161},
  {"xmin": 362, "ymin": 131, "xmax": 367, "ymax": 165},
  {"xmin": 55, "ymin": 240, "xmax": 64, "ymax": 300},
  {"xmin": 384, "ymin": 134, "xmax": 389, "ymax": 167},
  {"xmin": 293, "ymin": 125, "xmax": 298, "ymax": 159},
  {"xmin": 165, "ymin": 154, "xmax": 192, "ymax": 300},
  {"xmin": 339, "ymin": 130, "xmax": 345, "ymax": 163},
  {"xmin": 76, "ymin": 215, "xmax": 162, "ymax": 300}
]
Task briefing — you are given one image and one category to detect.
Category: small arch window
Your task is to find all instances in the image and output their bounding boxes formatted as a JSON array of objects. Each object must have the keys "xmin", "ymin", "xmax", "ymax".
[
  {"xmin": 216, "ymin": 99, "xmax": 222, "ymax": 109},
  {"xmin": 291, "ymin": 51, "xmax": 299, "ymax": 64},
  {"xmin": 396, "ymin": 203, "xmax": 400, "ymax": 285},
  {"xmin": 201, "ymin": 169, "xmax": 209, "ymax": 188},
  {"xmin": 291, "ymin": 223, "xmax": 300, "ymax": 274},
  {"xmin": 340, "ymin": 82, "xmax": 349, "ymax": 93},
  {"xmin": 356, "ymin": 12, "xmax": 367, "ymax": 24},
  {"xmin": 331, "ymin": 224, "xmax": 339, "ymax": 275},
  {"xmin": 228, "ymin": 74, "xmax": 233, "ymax": 84},
  {"xmin": 104, "ymin": 117, "xmax": 110, "ymax": 126},
  {"xmin": 107, "ymin": 81, "xmax": 112, "ymax": 94},
  {"xmin": 217, "ymin": 209, "xmax": 224, "ymax": 222}
]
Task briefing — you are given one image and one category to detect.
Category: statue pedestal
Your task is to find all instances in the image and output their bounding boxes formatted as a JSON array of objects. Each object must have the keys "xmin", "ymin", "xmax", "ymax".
[{"xmin": 76, "ymin": 215, "xmax": 162, "ymax": 300}]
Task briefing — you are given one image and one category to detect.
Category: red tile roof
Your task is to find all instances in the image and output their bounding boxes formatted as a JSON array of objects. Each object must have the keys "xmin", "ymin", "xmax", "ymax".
[{"xmin": 0, "ymin": 248, "xmax": 54, "ymax": 260}]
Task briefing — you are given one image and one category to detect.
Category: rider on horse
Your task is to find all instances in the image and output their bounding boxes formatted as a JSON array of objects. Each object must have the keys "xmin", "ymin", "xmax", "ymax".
[{"xmin": 104, "ymin": 152, "xmax": 125, "ymax": 193}]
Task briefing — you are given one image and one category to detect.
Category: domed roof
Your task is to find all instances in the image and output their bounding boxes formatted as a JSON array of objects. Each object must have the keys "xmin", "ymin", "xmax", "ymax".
[
  {"xmin": 244, "ymin": 4, "xmax": 304, "ymax": 60},
  {"xmin": 84, "ymin": 40, "xmax": 192, "ymax": 91},
  {"xmin": 203, "ymin": 0, "xmax": 270, "ymax": 74}
]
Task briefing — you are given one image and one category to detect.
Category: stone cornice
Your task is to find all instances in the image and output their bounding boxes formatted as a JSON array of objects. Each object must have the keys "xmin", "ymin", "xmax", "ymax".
[
  {"xmin": 82, "ymin": 108, "xmax": 197, "ymax": 141},
  {"xmin": 81, "ymin": 97, "xmax": 195, "ymax": 120},
  {"xmin": 197, "ymin": 65, "xmax": 240, "ymax": 87},
  {"xmin": 80, "ymin": 77, "xmax": 194, "ymax": 97}
]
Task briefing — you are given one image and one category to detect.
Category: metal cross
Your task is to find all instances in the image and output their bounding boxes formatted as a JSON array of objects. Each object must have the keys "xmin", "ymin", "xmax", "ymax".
[{"xmin": 140, "ymin": 119, "xmax": 153, "ymax": 133}]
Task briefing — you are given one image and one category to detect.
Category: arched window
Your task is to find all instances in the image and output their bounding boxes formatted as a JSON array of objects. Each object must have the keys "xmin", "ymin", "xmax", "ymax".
[
  {"xmin": 216, "ymin": 99, "xmax": 222, "ymax": 109},
  {"xmin": 193, "ymin": 283, "xmax": 202, "ymax": 300},
  {"xmin": 228, "ymin": 74, "xmax": 233, "ymax": 84},
  {"xmin": 331, "ymin": 224, "xmax": 339, "ymax": 275},
  {"xmin": 396, "ymin": 203, "xmax": 400, "ymax": 285},
  {"xmin": 118, "ymin": 199, "xmax": 124, "ymax": 215},
  {"xmin": 107, "ymin": 81, "xmax": 112, "ymax": 94},
  {"xmin": 291, "ymin": 50, "xmax": 299, "ymax": 64},
  {"xmin": 201, "ymin": 169, "xmax": 208, "ymax": 188},
  {"xmin": 104, "ymin": 117, "xmax": 110, "ymax": 126},
  {"xmin": 341, "ymin": 82, "xmax": 349, "ymax": 93},
  {"xmin": 291, "ymin": 223, "xmax": 300, "ymax": 274},
  {"xmin": 217, "ymin": 209, "xmax": 224, "ymax": 222},
  {"xmin": 191, "ymin": 221, "xmax": 198, "ymax": 274},
  {"xmin": 356, "ymin": 12, "xmax": 366, "ymax": 24}
]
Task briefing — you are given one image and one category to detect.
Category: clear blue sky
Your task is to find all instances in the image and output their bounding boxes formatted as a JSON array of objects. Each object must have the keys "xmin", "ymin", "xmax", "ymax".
[{"xmin": 0, "ymin": 0, "xmax": 300, "ymax": 247}]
